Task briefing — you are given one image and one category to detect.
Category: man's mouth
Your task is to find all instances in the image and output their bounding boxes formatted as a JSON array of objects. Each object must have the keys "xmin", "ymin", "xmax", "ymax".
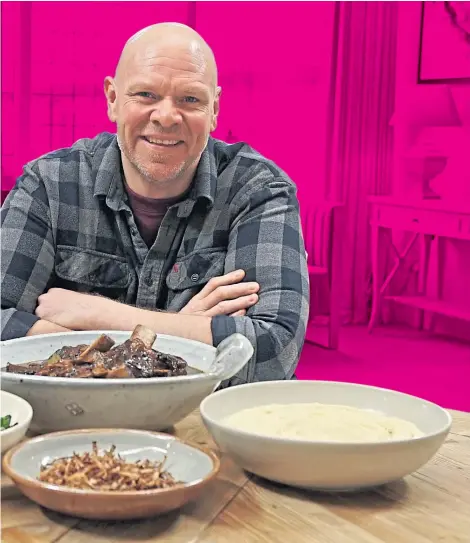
[{"xmin": 141, "ymin": 136, "xmax": 183, "ymax": 147}]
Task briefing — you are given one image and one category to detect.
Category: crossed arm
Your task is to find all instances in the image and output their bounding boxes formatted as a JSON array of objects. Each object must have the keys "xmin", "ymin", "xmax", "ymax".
[
  {"xmin": 31, "ymin": 270, "xmax": 260, "ymax": 345},
  {"xmin": 2, "ymin": 169, "xmax": 309, "ymax": 382}
]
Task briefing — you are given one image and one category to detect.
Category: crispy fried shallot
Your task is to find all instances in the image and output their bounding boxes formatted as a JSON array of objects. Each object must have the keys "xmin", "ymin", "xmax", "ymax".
[{"xmin": 38, "ymin": 442, "xmax": 180, "ymax": 491}]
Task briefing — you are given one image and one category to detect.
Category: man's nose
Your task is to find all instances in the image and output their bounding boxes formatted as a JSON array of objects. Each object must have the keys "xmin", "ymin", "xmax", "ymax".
[{"xmin": 150, "ymin": 98, "xmax": 182, "ymax": 127}]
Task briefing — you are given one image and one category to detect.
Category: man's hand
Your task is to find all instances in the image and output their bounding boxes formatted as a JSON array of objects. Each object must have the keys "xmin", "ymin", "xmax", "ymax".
[
  {"xmin": 35, "ymin": 288, "xmax": 107, "ymax": 330},
  {"xmin": 180, "ymin": 270, "xmax": 259, "ymax": 317},
  {"xmin": 34, "ymin": 288, "xmax": 212, "ymax": 344}
]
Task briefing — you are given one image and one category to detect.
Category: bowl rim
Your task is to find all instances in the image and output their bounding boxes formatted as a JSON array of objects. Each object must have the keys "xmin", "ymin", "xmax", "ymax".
[
  {"xmin": 1, "ymin": 371, "xmax": 216, "ymax": 386},
  {"xmin": 0, "ymin": 390, "xmax": 34, "ymax": 436},
  {"xmin": 0, "ymin": 330, "xmax": 217, "ymax": 351},
  {"xmin": 1, "ymin": 330, "xmax": 219, "ymax": 386},
  {"xmin": 2, "ymin": 427, "xmax": 220, "ymax": 497},
  {"xmin": 200, "ymin": 380, "xmax": 453, "ymax": 447}
]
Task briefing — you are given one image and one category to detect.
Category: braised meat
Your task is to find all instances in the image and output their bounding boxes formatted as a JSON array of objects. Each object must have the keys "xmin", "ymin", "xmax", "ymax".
[{"xmin": 5, "ymin": 325, "xmax": 188, "ymax": 379}]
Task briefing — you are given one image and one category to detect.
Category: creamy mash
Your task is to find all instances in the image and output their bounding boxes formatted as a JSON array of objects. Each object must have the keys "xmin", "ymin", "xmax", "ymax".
[{"xmin": 223, "ymin": 403, "xmax": 423, "ymax": 442}]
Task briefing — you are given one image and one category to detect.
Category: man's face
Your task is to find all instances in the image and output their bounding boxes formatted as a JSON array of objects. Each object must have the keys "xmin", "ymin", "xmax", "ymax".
[{"xmin": 104, "ymin": 43, "xmax": 220, "ymax": 186}]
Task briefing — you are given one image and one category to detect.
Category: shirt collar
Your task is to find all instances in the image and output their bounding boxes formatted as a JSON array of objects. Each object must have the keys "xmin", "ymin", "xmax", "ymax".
[
  {"xmin": 93, "ymin": 134, "xmax": 218, "ymax": 214},
  {"xmin": 93, "ymin": 136, "xmax": 127, "ymax": 212}
]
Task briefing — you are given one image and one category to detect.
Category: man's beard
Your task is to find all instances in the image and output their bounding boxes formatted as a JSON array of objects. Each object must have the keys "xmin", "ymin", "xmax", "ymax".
[{"xmin": 117, "ymin": 134, "xmax": 188, "ymax": 184}]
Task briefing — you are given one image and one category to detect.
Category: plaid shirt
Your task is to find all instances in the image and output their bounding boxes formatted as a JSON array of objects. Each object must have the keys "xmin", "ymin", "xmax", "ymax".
[{"xmin": 1, "ymin": 133, "xmax": 309, "ymax": 385}]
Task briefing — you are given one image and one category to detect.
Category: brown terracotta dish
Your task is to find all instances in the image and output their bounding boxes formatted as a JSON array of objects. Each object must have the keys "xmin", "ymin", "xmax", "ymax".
[{"xmin": 2, "ymin": 428, "xmax": 220, "ymax": 520}]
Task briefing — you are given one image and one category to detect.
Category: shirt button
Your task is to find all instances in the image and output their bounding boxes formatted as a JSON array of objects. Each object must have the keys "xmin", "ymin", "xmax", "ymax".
[
  {"xmin": 131, "ymin": 227, "xmax": 138, "ymax": 236},
  {"xmin": 145, "ymin": 274, "xmax": 153, "ymax": 286},
  {"xmin": 191, "ymin": 273, "xmax": 199, "ymax": 282}
]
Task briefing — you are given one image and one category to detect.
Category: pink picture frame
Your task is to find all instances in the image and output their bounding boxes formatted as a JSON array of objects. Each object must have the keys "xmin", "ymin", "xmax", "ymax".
[{"xmin": 418, "ymin": 1, "xmax": 470, "ymax": 83}]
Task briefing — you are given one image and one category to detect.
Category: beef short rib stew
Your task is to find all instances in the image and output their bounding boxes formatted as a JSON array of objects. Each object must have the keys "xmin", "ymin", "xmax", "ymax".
[{"xmin": 5, "ymin": 325, "xmax": 188, "ymax": 379}]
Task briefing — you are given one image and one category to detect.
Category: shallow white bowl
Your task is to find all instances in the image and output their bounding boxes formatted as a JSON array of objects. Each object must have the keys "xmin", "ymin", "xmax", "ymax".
[
  {"xmin": 0, "ymin": 391, "xmax": 33, "ymax": 453},
  {"xmin": 200, "ymin": 381, "xmax": 452, "ymax": 491},
  {"xmin": 1, "ymin": 331, "xmax": 253, "ymax": 434}
]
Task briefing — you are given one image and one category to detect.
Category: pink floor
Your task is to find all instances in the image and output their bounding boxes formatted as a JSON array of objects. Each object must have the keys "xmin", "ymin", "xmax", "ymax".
[{"xmin": 297, "ymin": 324, "xmax": 470, "ymax": 413}]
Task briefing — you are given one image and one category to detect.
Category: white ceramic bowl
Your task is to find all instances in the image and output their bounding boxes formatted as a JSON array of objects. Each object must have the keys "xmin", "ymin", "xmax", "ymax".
[
  {"xmin": 1, "ymin": 331, "xmax": 253, "ymax": 434},
  {"xmin": 1, "ymin": 391, "xmax": 33, "ymax": 453},
  {"xmin": 200, "ymin": 381, "xmax": 452, "ymax": 491},
  {"xmin": 2, "ymin": 428, "xmax": 220, "ymax": 520}
]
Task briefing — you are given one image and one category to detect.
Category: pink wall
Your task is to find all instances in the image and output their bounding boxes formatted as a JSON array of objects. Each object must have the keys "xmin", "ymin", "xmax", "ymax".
[
  {"xmin": 1, "ymin": 1, "xmax": 192, "ymax": 190},
  {"xmin": 3, "ymin": 1, "xmax": 469, "ymax": 345},
  {"xmin": 1, "ymin": 1, "xmax": 335, "ymax": 204}
]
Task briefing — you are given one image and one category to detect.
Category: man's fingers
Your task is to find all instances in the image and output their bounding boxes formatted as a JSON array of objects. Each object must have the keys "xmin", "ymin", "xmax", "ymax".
[
  {"xmin": 179, "ymin": 269, "xmax": 261, "ymax": 316},
  {"xmin": 206, "ymin": 294, "xmax": 259, "ymax": 317},
  {"xmin": 201, "ymin": 282, "xmax": 259, "ymax": 311},
  {"xmin": 193, "ymin": 269, "xmax": 245, "ymax": 300}
]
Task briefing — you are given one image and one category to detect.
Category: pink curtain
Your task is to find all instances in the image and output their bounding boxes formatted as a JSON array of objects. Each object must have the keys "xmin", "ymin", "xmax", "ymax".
[{"xmin": 326, "ymin": 2, "xmax": 398, "ymax": 323}]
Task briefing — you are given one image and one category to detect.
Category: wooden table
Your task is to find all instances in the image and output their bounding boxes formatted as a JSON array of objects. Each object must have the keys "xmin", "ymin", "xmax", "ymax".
[{"xmin": 2, "ymin": 409, "xmax": 470, "ymax": 543}]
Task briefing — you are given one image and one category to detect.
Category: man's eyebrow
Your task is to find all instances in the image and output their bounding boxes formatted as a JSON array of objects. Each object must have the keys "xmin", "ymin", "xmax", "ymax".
[
  {"xmin": 126, "ymin": 81, "xmax": 155, "ymax": 92},
  {"xmin": 179, "ymin": 85, "xmax": 209, "ymax": 95}
]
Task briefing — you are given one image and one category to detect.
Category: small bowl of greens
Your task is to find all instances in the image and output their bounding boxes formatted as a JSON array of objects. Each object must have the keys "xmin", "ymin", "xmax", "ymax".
[{"xmin": 1, "ymin": 391, "xmax": 33, "ymax": 453}]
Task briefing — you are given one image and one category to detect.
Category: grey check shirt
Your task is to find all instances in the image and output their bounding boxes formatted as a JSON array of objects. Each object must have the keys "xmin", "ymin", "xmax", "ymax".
[{"xmin": 1, "ymin": 133, "xmax": 309, "ymax": 385}]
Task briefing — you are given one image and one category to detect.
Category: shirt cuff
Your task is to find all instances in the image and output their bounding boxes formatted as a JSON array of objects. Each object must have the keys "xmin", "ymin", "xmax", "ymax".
[
  {"xmin": 1, "ymin": 310, "xmax": 40, "ymax": 341},
  {"xmin": 210, "ymin": 314, "xmax": 238, "ymax": 347},
  {"xmin": 211, "ymin": 314, "xmax": 256, "ymax": 387}
]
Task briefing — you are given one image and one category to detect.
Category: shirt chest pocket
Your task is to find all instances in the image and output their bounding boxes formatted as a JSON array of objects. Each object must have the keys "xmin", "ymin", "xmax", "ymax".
[
  {"xmin": 166, "ymin": 249, "xmax": 227, "ymax": 292},
  {"xmin": 54, "ymin": 246, "xmax": 130, "ymax": 298}
]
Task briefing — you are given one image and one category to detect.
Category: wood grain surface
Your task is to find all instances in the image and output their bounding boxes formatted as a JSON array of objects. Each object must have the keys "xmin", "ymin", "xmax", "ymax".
[{"xmin": 2, "ymin": 409, "xmax": 469, "ymax": 543}]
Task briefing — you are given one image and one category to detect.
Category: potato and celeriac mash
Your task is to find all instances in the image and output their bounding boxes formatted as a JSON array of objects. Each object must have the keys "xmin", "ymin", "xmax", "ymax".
[{"xmin": 223, "ymin": 403, "xmax": 423, "ymax": 442}]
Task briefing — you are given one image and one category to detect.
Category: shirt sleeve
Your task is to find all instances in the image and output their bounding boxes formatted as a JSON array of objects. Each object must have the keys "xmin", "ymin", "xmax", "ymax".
[
  {"xmin": 211, "ymin": 171, "xmax": 310, "ymax": 387},
  {"xmin": 1, "ymin": 165, "xmax": 55, "ymax": 340}
]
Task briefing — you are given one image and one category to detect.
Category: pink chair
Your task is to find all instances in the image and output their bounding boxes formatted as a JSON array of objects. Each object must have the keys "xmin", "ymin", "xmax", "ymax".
[{"xmin": 301, "ymin": 202, "xmax": 344, "ymax": 349}]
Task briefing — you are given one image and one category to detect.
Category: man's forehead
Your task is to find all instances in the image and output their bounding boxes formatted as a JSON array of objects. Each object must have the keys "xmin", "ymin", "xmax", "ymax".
[
  {"xmin": 120, "ymin": 44, "xmax": 213, "ymax": 87},
  {"xmin": 126, "ymin": 38, "xmax": 203, "ymax": 66}
]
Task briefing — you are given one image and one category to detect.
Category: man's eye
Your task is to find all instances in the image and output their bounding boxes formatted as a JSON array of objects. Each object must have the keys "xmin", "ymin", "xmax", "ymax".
[
  {"xmin": 183, "ymin": 96, "xmax": 199, "ymax": 103},
  {"xmin": 136, "ymin": 92, "xmax": 155, "ymax": 99}
]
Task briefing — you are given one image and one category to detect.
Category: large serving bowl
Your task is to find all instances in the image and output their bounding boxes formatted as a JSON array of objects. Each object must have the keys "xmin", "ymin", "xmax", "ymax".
[
  {"xmin": 200, "ymin": 381, "xmax": 452, "ymax": 492},
  {"xmin": 2, "ymin": 428, "xmax": 219, "ymax": 520},
  {"xmin": 1, "ymin": 391, "xmax": 33, "ymax": 453},
  {"xmin": 0, "ymin": 331, "xmax": 253, "ymax": 434}
]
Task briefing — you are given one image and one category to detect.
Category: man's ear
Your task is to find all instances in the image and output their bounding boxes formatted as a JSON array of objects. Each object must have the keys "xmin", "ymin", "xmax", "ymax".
[
  {"xmin": 104, "ymin": 77, "xmax": 118, "ymax": 123},
  {"xmin": 210, "ymin": 86, "xmax": 222, "ymax": 132}
]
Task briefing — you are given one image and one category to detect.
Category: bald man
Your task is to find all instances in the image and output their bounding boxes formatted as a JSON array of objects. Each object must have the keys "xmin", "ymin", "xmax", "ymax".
[{"xmin": 1, "ymin": 24, "xmax": 309, "ymax": 386}]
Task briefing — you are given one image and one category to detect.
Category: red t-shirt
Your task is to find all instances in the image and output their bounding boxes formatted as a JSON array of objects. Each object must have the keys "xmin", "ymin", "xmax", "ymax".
[{"xmin": 125, "ymin": 183, "xmax": 184, "ymax": 248}]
